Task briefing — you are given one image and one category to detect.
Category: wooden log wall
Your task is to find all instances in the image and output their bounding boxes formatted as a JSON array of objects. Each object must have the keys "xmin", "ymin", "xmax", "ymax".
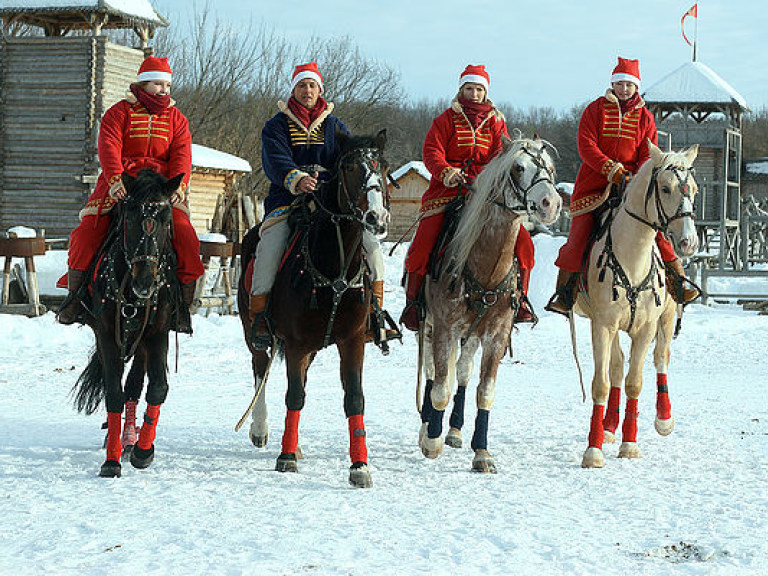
[
  {"xmin": 387, "ymin": 172, "xmax": 427, "ymax": 240},
  {"xmin": 0, "ymin": 36, "xmax": 142, "ymax": 239},
  {"xmin": 188, "ymin": 171, "xmax": 229, "ymax": 234}
]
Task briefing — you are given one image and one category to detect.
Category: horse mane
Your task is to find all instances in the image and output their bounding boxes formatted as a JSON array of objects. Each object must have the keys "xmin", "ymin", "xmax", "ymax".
[
  {"xmin": 624, "ymin": 148, "xmax": 692, "ymax": 210},
  {"xmin": 444, "ymin": 139, "xmax": 529, "ymax": 277},
  {"xmin": 128, "ymin": 169, "xmax": 172, "ymax": 203}
]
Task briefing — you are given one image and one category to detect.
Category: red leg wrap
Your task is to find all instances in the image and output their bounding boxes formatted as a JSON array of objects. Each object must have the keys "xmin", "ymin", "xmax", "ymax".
[
  {"xmin": 121, "ymin": 400, "xmax": 138, "ymax": 447},
  {"xmin": 588, "ymin": 404, "xmax": 605, "ymax": 449},
  {"xmin": 106, "ymin": 411, "xmax": 122, "ymax": 462},
  {"xmin": 348, "ymin": 414, "xmax": 368, "ymax": 464},
  {"xmin": 622, "ymin": 398, "xmax": 639, "ymax": 443},
  {"xmin": 281, "ymin": 410, "xmax": 301, "ymax": 455},
  {"xmin": 137, "ymin": 404, "xmax": 161, "ymax": 450},
  {"xmin": 603, "ymin": 387, "xmax": 622, "ymax": 434},
  {"xmin": 656, "ymin": 373, "xmax": 671, "ymax": 420}
]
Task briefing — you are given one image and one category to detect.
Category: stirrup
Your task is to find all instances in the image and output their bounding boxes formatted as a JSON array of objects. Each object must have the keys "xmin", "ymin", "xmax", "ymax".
[
  {"xmin": 249, "ymin": 313, "xmax": 272, "ymax": 350},
  {"xmin": 544, "ymin": 290, "xmax": 573, "ymax": 317},
  {"xmin": 515, "ymin": 295, "xmax": 538, "ymax": 326}
]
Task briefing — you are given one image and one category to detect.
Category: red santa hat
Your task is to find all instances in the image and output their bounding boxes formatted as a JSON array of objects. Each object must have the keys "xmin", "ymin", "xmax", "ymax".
[
  {"xmin": 459, "ymin": 64, "xmax": 490, "ymax": 91},
  {"xmin": 610, "ymin": 57, "xmax": 641, "ymax": 88},
  {"xmin": 137, "ymin": 57, "xmax": 172, "ymax": 83},
  {"xmin": 291, "ymin": 62, "xmax": 324, "ymax": 93}
]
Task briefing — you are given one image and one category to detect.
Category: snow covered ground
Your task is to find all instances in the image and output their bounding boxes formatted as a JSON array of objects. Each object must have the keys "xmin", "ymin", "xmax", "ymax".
[{"xmin": 1, "ymin": 236, "xmax": 767, "ymax": 575}]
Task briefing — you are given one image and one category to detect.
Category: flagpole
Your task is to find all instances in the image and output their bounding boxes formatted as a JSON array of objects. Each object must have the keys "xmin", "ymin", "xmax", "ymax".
[{"xmin": 693, "ymin": 3, "xmax": 698, "ymax": 61}]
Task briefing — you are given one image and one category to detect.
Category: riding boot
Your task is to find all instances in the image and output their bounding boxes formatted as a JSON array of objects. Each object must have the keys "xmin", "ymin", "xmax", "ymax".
[
  {"xmin": 664, "ymin": 258, "xmax": 700, "ymax": 304},
  {"xmin": 367, "ymin": 280, "xmax": 400, "ymax": 343},
  {"xmin": 544, "ymin": 269, "xmax": 577, "ymax": 316},
  {"xmin": 399, "ymin": 272, "xmax": 425, "ymax": 332},
  {"xmin": 249, "ymin": 293, "xmax": 272, "ymax": 350},
  {"xmin": 56, "ymin": 269, "xmax": 87, "ymax": 325},
  {"xmin": 514, "ymin": 268, "xmax": 535, "ymax": 324},
  {"xmin": 175, "ymin": 281, "xmax": 196, "ymax": 335}
]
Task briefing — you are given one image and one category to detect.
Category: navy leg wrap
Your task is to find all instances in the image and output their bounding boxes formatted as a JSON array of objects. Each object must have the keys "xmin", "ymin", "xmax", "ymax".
[
  {"xmin": 427, "ymin": 408, "xmax": 445, "ymax": 439},
  {"xmin": 421, "ymin": 379, "xmax": 434, "ymax": 424},
  {"xmin": 471, "ymin": 409, "xmax": 490, "ymax": 451},
  {"xmin": 449, "ymin": 386, "xmax": 467, "ymax": 430}
]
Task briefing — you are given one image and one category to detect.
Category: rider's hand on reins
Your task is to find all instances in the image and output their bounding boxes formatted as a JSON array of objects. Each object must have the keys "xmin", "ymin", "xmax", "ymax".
[
  {"xmin": 443, "ymin": 168, "xmax": 467, "ymax": 188},
  {"xmin": 109, "ymin": 179, "xmax": 128, "ymax": 200},
  {"xmin": 170, "ymin": 188, "xmax": 185, "ymax": 205},
  {"xmin": 298, "ymin": 172, "xmax": 319, "ymax": 193}
]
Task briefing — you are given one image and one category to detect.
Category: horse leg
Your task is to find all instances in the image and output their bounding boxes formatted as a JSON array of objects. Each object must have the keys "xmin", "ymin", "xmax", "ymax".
[
  {"xmin": 654, "ymin": 301, "xmax": 676, "ymax": 436},
  {"xmin": 582, "ymin": 324, "xmax": 612, "ymax": 468},
  {"xmin": 471, "ymin": 341, "xmax": 504, "ymax": 474},
  {"xmin": 276, "ymin": 348, "xmax": 309, "ymax": 473},
  {"xmin": 249, "ymin": 350, "xmax": 270, "ymax": 448},
  {"xmin": 418, "ymin": 322, "xmax": 435, "ymax": 447},
  {"xmin": 131, "ymin": 335, "xmax": 170, "ymax": 470},
  {"xmin": 338, "ymin": 338, "xmax": 372, "ymax": 489},
  {"xmin": 98, "ymin": 335, "xmax": 125, "ymax": 478},
  {"xmin": 618, "ymin": 328, "xmax": 655, "ymax": 459},
  {"xmin": 603, "ymin": 336, "xmax": 625, "ymax": 443},
  {"xmin": 121, "ymin": 350, "xmax": 147, "ymax": 457},
  {"xmin": 422, "ymin": 333, "xmax": 456, "ymax": 459},
  {"xmin": 446, "ymin": 337, "xmax": 478, "ymax": 449}
]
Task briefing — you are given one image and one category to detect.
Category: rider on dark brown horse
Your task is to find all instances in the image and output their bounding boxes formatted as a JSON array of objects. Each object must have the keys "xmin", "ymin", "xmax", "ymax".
[
  {"xmin": 400, "ymin": 64, "xmax": 537, "ymax": 331},
  {"xmin": 249, "ymin": 62, "xmax": 394, "ymax": 348},
  {"xmin": 546, "ymin": 57, "xmax": 700, "ymax": 315}
]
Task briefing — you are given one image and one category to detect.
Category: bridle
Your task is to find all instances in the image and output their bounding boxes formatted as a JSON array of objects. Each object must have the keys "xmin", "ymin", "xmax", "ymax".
[
  {"xmin": 317, "ymin": 147, "xmax": 387, "ymax": 224},
  {"xmin": 624, "ymin": 165, "xmax": 696, "ymax": 234},
  {"xmin": 499, "ymin": 143, "xmax": 557, "ymax": 215},
  {"xmin": 121, "ymin": 197, "xmax": 172, "ymax": 271}
]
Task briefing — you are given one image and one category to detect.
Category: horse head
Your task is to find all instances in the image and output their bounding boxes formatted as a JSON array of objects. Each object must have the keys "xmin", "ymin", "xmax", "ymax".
[
  {"xmin": 334, "ymin": 128, "xmax": 390, "ymax": 239},
  {"xmin": 497, "ymin": 136, "xmax": 562, "ymax": 226},
  {"xmin": 638, "ymin": 141, "xmax": 699, "ymax": 258},
  {"xmin": 120, "ymin": 170, "xmax": 183, "ymax": 299}
]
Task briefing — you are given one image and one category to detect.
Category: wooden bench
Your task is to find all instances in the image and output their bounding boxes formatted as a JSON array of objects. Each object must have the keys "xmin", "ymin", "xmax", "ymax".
[
  {"xmin": 193, "ymin": 240, "xmax": 235, "ymax": 316},
  {"xmin": 0, "ymin": 237, "xmax": 47, "ymax": 317}
]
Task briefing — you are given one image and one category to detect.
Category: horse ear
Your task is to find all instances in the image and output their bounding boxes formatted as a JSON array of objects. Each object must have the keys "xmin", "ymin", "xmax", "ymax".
[
  {"xmin": 501, "ymin": 135, "xmax": 513, "ymax": 152},
  {"xmin": 533, "ymin": 132, "xmax": 540, "ymax": 141},
  {"xmin": 684, "ymin": 143, "xmax": 699, "ymax": 164},
  {"xmin": 648, "ymin": 139, "xmax": 663, "ymax": 164},
  {"xmin": 122, "ymin": 172, "xmax": 135, "ymax": 192},
  {"xmin": 167, "ymin": 173, "xmax": 185, "ymax": 195},
  {"xmin": 375, "ymin": 129, "xmax": 387, "ymax": 151}
]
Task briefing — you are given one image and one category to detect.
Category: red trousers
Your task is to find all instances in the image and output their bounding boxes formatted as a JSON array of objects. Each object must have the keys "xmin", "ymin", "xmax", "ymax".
[
  {"xmin": 66, "ymin": 209, "xmax": 204, "ymax": 285},
  {"xmin": 405, "ymin": 212, "xmax": 535, "ymax": 276},
  {"xmin": 555, "ymin": 212, "xmax": 677, "ymax": 273}
]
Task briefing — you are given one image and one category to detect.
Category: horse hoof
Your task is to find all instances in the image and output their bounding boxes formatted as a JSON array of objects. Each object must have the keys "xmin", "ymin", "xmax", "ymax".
[
  {"xmin": 349, "ymin": 462, "xmax": 373, "ymax": 488},
  {"xmin": 445, "ymin": 428, "xmax": 463, "ymax": 449},
  {"xmin": 421, "ymin": 437, "xmax": 443, "ymax": 459},
  {"xmin": 417, "ymin": 422, "xmax": 428, "ymax": 448},
  {"xmin": 130, "ymin": 445, "xmax": 155, "ymax": 469},
  {"xmin": 603, "ymin": 430, "xmax": 617, "ymax": 444},
  {"xmin": 99, "ymin": 460, "xmax": 122, "ymax": 478},
  {"xmin": 618, "ymin": 442, "xmax": 642, "ymax": 459},
  {"xmin": 120, "ymin": 444, "xmax": 135, "ymax": 461},
  {"xmin": 296, "ymin": 446, "xmax": 304, "ymax": 460},
  {"xmin": 581, "ymin": 447, "xmax": 605, "ymax": 468},
  {"xmin": 249, "ymin": 431, "xmax": 269, "ymax": 448},
  {"xmin": 471, "ymin": 450, "xmax": 496, "ymax": 474},
  {"xmin": 276, "ymin": 453, "xmax": 298, "ymax": 473},
  {"xmin": 655, "ymin": 415, "xmax": 675, "ymax": 436}
]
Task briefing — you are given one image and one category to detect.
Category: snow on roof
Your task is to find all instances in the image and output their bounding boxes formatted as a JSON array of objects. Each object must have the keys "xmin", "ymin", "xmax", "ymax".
[
  {"xmin": 643, "ymin": 61, "xmax": 748, "ymax": 110},
  {"xmin": 0, "ymin": 0, "xmax": 167, "ymax": 25},
  {"xmin": 745, "ymin": 160, "xmax": 768, "ymax": 175},
  {"xmin": 191, "ymin": 144, "xmax": 251, "ymax": 173},
  {"xmin": 391, "ymin": 161, "xmax": 431, "ymax": 181}
]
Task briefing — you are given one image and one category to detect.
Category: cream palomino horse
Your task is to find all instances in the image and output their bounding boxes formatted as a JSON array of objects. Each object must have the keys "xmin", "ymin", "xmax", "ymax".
[
  {"xmin": 418, "ymin": 136, "xmax": 562, "ymax": 473},
  {"xmin": 577, "ymin": 141, "xmax": 699, "ymax": 468}
]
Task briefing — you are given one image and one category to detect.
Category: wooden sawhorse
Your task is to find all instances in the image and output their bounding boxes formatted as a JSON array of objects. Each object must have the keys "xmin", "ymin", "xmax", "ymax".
[
  {"xmin": 0, "ymin": 237, "xmax": 47, "ymax": 316},
  {"xmin": 193, "ymin": 241, "xmax": 235, "ymax": 316}
]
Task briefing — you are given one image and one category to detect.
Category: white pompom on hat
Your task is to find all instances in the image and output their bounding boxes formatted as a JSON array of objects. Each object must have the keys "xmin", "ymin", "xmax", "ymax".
[
  {"xmin": 610, "ymin": 57, "xmax": 641, "ymax": 89},
  {"xmin": 291, "ymin": 62, "xmax": 324, "ymax": 94},
  {"xmin": 137, "ymin": 57, "xmax": 172, "ymax": 83},
  {"xmin": 459, "ymin": 64, "xmax": 490, "ymax": 91}
]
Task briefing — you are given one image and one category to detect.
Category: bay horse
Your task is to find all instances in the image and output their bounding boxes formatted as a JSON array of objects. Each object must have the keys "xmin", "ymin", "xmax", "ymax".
[
  {"xmin": 237, "ymin": 130, "xmax": 390, "ymax": 488},
  {"xmin": 418, "ymin": 136, "xmax": 562, "ymax": 473},
  {"xmin": 576, "ymin": 141, "xmax": 699, "ymax": 468},
  {"xmin": 72, "ymin": 169, "xmax": 184, "ymax": 478}
]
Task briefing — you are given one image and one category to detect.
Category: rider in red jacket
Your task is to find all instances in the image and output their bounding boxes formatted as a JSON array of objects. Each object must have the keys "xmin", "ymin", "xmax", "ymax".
[
  {"xmin": 57, "ymin": 57, "xmax": 204, "ymax": 331},
  {"xmin": 400, "ymin": 65, "xmax": 536, "ymax": 330}
]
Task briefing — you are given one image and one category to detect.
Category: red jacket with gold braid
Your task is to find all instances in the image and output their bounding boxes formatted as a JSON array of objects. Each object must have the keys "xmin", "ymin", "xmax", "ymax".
[
  {"xmin": 570, "ymin": 90, "xmax": 657, "ymax": 217},
  {"xmin": 80, "ymin": 94, "xmax": 192, "ymax": 219},
  {"xmin": 420, "ymin": 99, "xmax": 508, "ymax": 215}
]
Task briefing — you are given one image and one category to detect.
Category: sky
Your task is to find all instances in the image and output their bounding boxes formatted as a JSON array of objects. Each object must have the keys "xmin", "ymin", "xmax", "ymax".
[{"xmin": 153, "ymin": 0, "xmax": 768, "ymax": 112}]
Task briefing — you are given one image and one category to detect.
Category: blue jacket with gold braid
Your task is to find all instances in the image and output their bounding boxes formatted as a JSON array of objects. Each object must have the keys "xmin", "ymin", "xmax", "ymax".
[{"xmin": 261, "ymin": 100, "xmax": 350, "ymax": 219}]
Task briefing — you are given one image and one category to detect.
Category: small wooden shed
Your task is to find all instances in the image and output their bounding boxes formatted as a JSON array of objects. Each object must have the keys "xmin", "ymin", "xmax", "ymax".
[
  {"xmin": 387, "ymin": 161, "xmax": 430, "ymax": 241},
  {"xmin": 0, "ymin": 1, "xmax": 167, "ymax": 238}
]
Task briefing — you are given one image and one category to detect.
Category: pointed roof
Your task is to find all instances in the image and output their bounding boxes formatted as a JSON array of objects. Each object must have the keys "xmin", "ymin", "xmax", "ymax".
[
  {"xmin": 391, "ymin": 161, "xmax": 431, "ymax": 182},
  {"xmin": 643, "ymin": 61, "xmax": 748, "ymax": 110},
  {"xmin": 0, "ymin": 1, "xmax": 168, "ymax": 29}
]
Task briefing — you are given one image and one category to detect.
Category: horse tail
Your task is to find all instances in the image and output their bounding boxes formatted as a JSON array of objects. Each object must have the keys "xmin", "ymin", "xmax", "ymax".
[
  {"xmin": 240, "ymin": 224, "xmax": 261, "ymax": 277},
  {"xmin": 72, "ymin": 347, "xmax": 106, "ymax": 415}
]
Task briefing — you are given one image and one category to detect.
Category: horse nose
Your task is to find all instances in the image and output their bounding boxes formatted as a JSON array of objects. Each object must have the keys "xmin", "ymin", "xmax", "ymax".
[{"xmin": 542, "ymin": 198, "xmax": 550, "ymax": 208}]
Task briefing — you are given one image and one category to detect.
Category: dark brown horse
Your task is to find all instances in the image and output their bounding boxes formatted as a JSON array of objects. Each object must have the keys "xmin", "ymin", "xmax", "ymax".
[
  {"xmin": 237, "ymin": 130, "xmax": 390, "ymax": 488},
  {"xmin": 71, "ymin": 169, "xmax": 184, "ymax": 478}
]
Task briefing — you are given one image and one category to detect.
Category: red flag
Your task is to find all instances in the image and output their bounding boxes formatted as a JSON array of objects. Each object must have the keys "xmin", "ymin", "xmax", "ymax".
[{"xmin": 681, "ymin": 4, "xmax": 698, "ymax": 46}]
